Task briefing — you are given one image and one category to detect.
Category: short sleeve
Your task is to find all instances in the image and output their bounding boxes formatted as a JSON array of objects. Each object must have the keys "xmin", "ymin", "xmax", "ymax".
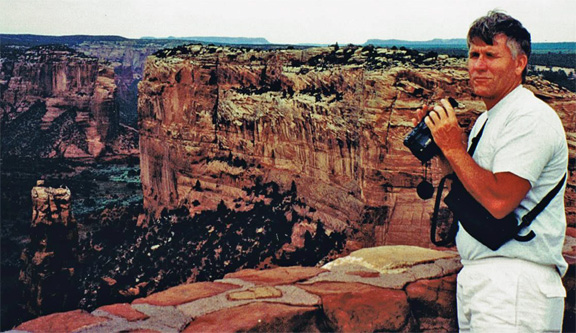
[{"xmin": 491, "ymin": 114, "xmax": 554, "ymax": 186}]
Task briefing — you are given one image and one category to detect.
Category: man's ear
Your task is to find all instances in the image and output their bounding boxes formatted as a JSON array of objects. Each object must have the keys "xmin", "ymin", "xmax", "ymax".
[{"xmin": 515, "ymin": 54, "xmax": 528, "ymax": 76}]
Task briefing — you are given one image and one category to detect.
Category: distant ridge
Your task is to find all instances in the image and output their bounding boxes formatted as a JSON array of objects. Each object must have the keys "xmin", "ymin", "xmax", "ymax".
[
  {"xmin": 365, "ymin": 38, "xmax": 576, "ymax": 53},
  {"xmin": 365, "ymin": 38, "xmax": 467, "ymax": 49},
  {"xmin": 0, "ymin": 34, "xmax": 310, "ymax": 53},
  {"xmin": 0, "ymin": 34, "xmax": 271, "ymax": 48},
  {"xmin": 0, "ymin": 34, "xmax": 129, "ymax": 46},
  {"xmin": 141, "ymin": 36, "xmax": 270, "ymax": 45},
  {"xmin": 1, "ymin": 34, "xmax": 573, "ymax": 53},
  {"xmin": 366, "ymin": 38, "xmax": 467, "ymax": 47}
]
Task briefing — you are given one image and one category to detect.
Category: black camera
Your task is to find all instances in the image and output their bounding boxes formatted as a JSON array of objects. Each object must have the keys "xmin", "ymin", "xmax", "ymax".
[{"xmin": 403, "ymin": 97, "xmax": 459, "ymax": 163}]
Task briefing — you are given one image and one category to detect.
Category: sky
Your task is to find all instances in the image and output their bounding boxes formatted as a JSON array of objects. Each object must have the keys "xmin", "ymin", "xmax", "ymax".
[{"xmin": 1, "ymin": 0, "xmax": 575, "ymax": 45}]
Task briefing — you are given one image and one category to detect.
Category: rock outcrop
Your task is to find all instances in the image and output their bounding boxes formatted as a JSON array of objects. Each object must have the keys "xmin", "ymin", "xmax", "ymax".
[
  {"xmin": 12, "ymin": 243, "xmax": 576, "ymax": 332},
  {"xmin": 74, "ymin": 41, "xmax": 181, "ymax": 127},
  {"xmin": 0, "ymin": 45, "xmax": 137, "ymax": 159},
  {"xmin": 2, "ymin": 36, "xmax": 196, "ymax": 129},
  {"xmin": 138, "ymin": 44, "xmax": 576, "ymax": 248},
  {"xmin": 13, "ymin": 246, "xmax": 463, "ymax": 332},
  {"xmin": 19, "ymin": 180, "xmax": 79, "ymax": 318}
]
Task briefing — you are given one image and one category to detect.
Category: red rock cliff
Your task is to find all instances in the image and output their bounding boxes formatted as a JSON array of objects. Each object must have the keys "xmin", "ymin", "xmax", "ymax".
[
  {"xmin": 138, "ymin": 44, "xmax": 575, "ymax": 247},
  {"xmin": 20, "ymin": 180, "xmax": 79, "ymax": 318},
  {"xmin": 0, "ymin": 45, "xmax": 132, "ymax": 159},
  {"xmin": 74, "ymin": 40, "xmax": 182, "ymax": 127}
]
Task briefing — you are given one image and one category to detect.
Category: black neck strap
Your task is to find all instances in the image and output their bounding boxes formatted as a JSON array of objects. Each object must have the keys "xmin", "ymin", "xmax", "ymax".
[
  {"xmin": 468, "ymin": 120, "xmax": 487, "ymax": 157},
  {"xmin": 462, "ymin": 117, "xmax": 566, "ymax": 242},
  {"xmin": 430, "ymin": 116, "xmax": 566, "ymax": 246},
  {"xmin": 515, "ymin": 173, "xmax": 566, "ymax": 241}
]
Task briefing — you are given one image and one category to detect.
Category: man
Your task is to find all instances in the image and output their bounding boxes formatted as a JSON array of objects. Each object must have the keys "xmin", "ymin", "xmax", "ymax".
[{"xmin": 414, "ymin": 11, "xmax": 568, "ymax": 331}]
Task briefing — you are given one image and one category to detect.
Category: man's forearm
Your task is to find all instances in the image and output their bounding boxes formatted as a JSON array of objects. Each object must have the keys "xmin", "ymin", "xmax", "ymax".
[
  {"xmin": 424, "ymin": 99, "xmax": 531, "ymax": 218},
  {"xmin": 442, "ymin": 147, "xmax": 529, "ymax": 219}
]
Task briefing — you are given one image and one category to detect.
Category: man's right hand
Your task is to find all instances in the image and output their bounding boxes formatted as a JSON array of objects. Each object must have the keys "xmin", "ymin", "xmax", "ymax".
[
  {"xmin": 411, "ymin": 104, "xmax": 431, "ymax": 127},
  {"xmin": 411, "ymin": 103, "xmax": 453, "ymax": 176}
]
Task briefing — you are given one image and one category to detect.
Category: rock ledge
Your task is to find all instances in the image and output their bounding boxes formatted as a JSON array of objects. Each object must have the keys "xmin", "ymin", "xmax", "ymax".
[{"xmin": 12, "ymin": 246, "xmax": 461, "ymax": 332}]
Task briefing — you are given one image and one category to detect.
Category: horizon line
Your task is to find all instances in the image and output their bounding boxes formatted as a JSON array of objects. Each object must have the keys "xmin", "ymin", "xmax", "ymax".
[{"xmin": 2, "ymin": 32, "xmax": 576, "ymax": 45}]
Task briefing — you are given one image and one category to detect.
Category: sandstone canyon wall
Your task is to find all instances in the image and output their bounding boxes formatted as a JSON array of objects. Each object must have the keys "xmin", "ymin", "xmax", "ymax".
[
  {"xmin": 0, "ymin": 45, "xmax": 136, "ymax": 159},
  {"xmin": 138, "ymin": 44, "xmax": 575, "ymax": 248},
  {"xmin": 74, "ymin": 40, "xmax": 184, "ymax": 127}
]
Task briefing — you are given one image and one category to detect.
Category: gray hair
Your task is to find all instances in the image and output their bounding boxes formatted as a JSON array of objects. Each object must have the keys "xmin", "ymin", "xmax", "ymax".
[{"xmin": 467, "ymin": 10, "xmax": 531, "ymax": 80}]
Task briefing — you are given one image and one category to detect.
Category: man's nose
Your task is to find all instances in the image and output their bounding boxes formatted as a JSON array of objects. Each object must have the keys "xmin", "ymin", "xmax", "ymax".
[{"xmin": 473, "ymin": 55, "xmax": 488, "ymax": 70}]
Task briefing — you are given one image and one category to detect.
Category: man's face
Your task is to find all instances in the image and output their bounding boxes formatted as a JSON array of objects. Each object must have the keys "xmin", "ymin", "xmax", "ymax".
[{"xmin": 468, "ymin": 34, "xmax": 527, "ymax": 109}]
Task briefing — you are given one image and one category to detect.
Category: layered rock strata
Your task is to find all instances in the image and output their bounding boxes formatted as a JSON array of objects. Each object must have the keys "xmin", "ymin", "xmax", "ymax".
[
  {"xmin": 138, "ymin": 44, "xmax": 576, "ymax": 247},
  {"xmin": 19, "ymin": 180, "xmax": 79, "ymax": 318},
  {"xmin": 0, "ymin": 45, "xmax": 136, "ymax": 159},
  {"xmin": 74, "ymin": 41, "xmax": 181, "ymax": 127}
]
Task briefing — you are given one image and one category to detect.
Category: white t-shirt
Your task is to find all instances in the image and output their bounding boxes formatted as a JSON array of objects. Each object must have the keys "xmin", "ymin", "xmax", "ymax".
[{"xmin": 455, "ymin": 85, "xmax": 569, "ymax": 276}]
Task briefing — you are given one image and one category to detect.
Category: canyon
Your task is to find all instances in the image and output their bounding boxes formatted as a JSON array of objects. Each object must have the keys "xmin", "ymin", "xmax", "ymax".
[
  {"xmin": 0, "ymin": 44, "xmax": 137, "ymax": 159},
  {"xmin": 1, "ymin": 38, "xmax": 575, "ymax": 331},
  {"xmin": 0, "ymin": 43, "xmax": 143, "ymax": 329},
  {"xmin": 72, "ymin": 39, "xmax": 186, "ymax": 127}
]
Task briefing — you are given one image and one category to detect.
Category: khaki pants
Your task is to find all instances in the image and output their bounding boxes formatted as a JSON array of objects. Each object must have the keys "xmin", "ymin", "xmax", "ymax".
[{"xmin": 457, "ymin": 257, "xmax": 565, "ymax": 332}]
